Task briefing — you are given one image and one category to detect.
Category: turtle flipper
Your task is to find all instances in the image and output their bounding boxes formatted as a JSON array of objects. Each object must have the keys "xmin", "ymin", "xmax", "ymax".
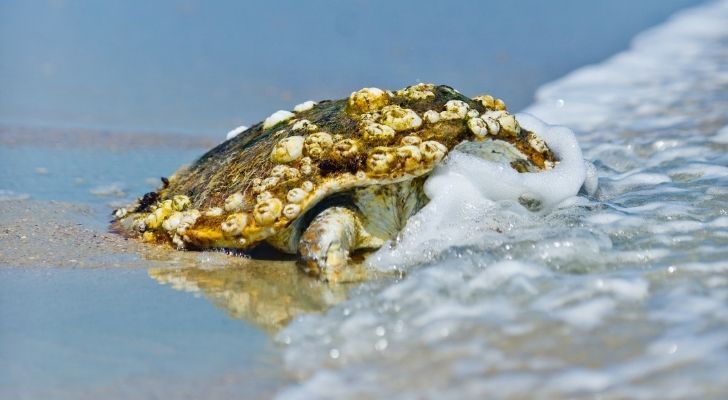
[{"xmin": 298, "ymin": 207, "xmax": 377, "ymax": 282}]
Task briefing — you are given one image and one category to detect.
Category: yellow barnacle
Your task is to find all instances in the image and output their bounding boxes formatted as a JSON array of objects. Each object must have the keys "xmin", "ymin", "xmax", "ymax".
[
  {"xmin": 224, "ymin": 192, "xmax": 245, "ymax": 212},
  {"xmin": 142, "ymin": 231, "xmax": 156, "ymax": 242},
  {"xmin": 400, "ymin": 135, "xmax": 422, "ymax": 146},
  {"xmin": 301, "ymin": 180, "xmax": 315, "ymax": 192},
  {"xmin": 420, "ymin": 140, "xmax": 448, "ymax": 163},
  {"xmin": 366, "ymin": 147, "xmax": 397, "ymax": 175},
  {"xmin": 360, "ymin": 112, "xmax": 381, "ymax": 122},
  {"xmin": 476, "ymin": 95, "xmax": 507, "ymax": 111},
  {"xmin": 176, "ymin": 209, "xmax": 200, "ymax": 235},
  {"xmin": 158, "ymin": 199, "xmax": 173, "ymax": 210},
  {"xmin": 253, "ymin": 198, "xmax": 283, "ymax": 226},
  {"xmin": 396, "ymin": 145, "xmax": 423, "ymax": 172},
  {"xmin": 395, "ymin": 83, "xmax": 435, "ymax": 100},
  {"xmin": 114, "ymin": 208, "xmax": 128, "ymax": 219},
  {"xmin": 270, "ymin": 165, "xmax": 288, "ymax": 176},
  {"xmin": 361, "ymin": 121, "xmax": 396, "ymax": 143},
  {"xmin": 528, "ymin": 132, "xmax": 548, "ymax": 153},
  {"xmin": 332, "ymin": 138, "xmax": 362, "ymax": 161},
  {"xmin": 304, "ymin": 132, "xmax": 334, "ymax": 159},
  {"xmin": 221, "ymin": 213, "xmax": 248, "ymax": 236},
  {"xmin": 467, "ymin": 117, "xmax": 488, "ymax": 138},
  {"xmin": 270, "ymin": 136, "xmax": 305, "ymax": 163},
  {"xmin": 440, "ymin": 100, "xmax": 470, "ymax": 120},
  {"xmin": 286, "ymin": 188, "xmax": 307, "ymax": 204},
  {"xmin": 473, "ymin": 95, "xmax": 496, "ymax": 109},
  {"xmin": 300, "ymin": 163, "xmax": 314, "ymax": 176},
  {"xmin": 422, "ymin": 110, "xmax": 441, "ymax": 124},
  {"xmin": 282, "ymin": 204, "xmax": 301, "ymax": 220},
  {"xmin": 144, "ymin": 206, "xmax": 172, "ymax": 230},
  {"xmin": 270, "ymin": 165, "xmax": 300, "ymax": 180},
  {"xmin": 162, "ymin": 211, "xmax": 183, "ymax": 232},
  {"xmin": 348, "ymin": 87, "xmax": 390, "ymax": 114},
  {"xmin": 493, "ymin": 98, "xmax": 507, "ymax": 110},
  {"xmin": 379, "ymin": 105, "xmax": 422, "ymax": 131},
  {"xmin": 291, "ymin": 119, "xmax": 319, "ymax": 133},
  {"xmin": 260, "ymin": 176, "xmax": 280, "ymax": 191},
  {"xmin": 171, "ymin": 195, "xmax": 191, "ymax": 211},
  {"xmin": 497, "ymin": 113, "xmax": 520, "ymax": 136},
  {"xmin": 256, "ymin": 190, "xmax": 274, "ymax": 203}
]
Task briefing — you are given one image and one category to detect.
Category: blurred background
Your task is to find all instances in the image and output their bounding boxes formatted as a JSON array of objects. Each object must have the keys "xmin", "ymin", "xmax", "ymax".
[{"xmin": 0, "ymin": 0, "xmax": 700, "ymax": 136}]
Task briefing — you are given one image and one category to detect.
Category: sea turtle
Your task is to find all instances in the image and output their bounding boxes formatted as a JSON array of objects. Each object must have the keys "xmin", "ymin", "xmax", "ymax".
[{"xmin": 113, "ymin": 84, "xmax": 557, "ymax": 282}]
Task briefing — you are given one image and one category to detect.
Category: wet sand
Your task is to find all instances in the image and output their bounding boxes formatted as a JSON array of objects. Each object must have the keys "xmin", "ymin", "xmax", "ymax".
[
  {"xmin": 0, "ymin": 198, "xmax": 355, "ymax": 332},
  {"xmin": 0, "ymin": 199, "xmax": 147, "ymax": 268}
]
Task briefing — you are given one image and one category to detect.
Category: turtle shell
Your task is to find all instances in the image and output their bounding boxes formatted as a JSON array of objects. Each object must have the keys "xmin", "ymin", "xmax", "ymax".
[{"xmin": 115, "ymin": 84, "xmax": 557, "ymax": 250}]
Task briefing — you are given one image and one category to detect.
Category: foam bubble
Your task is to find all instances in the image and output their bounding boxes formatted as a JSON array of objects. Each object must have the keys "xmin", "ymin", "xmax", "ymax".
[{"xmin": 429, "ymin": 113, "xmax": 587, "ymax": 210}]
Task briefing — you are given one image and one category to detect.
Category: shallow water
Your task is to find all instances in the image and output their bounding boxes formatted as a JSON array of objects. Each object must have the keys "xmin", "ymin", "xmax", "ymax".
[
  {"xmin": 1, "ymin": 1, "xmax": 727, "ymax": 399},
  {"xmin": 0, "ymin": 267, "xmax": 289, "ymax": 399}
]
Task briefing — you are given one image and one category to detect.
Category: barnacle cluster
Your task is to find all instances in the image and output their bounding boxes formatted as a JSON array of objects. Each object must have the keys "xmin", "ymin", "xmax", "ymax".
[
  {"xmin": 126, "ymin": 194, "xmax": 201, "ymax": 247},
  {"xmin": 120, "ymin": 83, "xmax": 556, "ymax": 250}
]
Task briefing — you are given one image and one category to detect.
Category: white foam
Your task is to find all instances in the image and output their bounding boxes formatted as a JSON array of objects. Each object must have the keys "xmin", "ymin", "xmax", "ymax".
[
  {"xmin": 429, "ymin": 113, "xmax": 587, "ymax": 210},
  {"xmin": 367, "ymin": 114, "xmax": 587, "ymax": 270},
  {"xmin": 714, "ymin": 125, "xmax": 728, "ymax": 144}
]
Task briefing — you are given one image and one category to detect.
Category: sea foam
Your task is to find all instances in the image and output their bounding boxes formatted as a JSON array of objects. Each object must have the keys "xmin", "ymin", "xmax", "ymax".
[{"xmin": 367, "ymin": 114, "xmax": 590, "ymax": 270}]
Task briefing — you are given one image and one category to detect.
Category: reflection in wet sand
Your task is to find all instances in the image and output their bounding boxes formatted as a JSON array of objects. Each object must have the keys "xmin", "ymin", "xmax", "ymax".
[
  {"xmin": 0, "ymin": 198, "xmax": 361, "ymax": 332},
  {"xmin": 149, "ymin": 262, "xmax": 349, "ymax": 332}
]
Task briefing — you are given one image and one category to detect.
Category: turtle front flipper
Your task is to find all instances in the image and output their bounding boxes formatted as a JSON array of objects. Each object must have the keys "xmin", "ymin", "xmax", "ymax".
[{"xmin": 298, "ymin": 207, "xmax": 382, "ymax": 282}]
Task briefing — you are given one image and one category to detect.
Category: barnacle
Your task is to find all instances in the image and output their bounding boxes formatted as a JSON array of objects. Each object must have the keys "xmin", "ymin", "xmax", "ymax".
[
  {"xmin": 348, "ymin": 87, "xmax": 390, "ymax": 114},
  {"xmin": 379, "ymin": 105, "xmax": 422, "ymax": 131},
  {"xmin": 271, "ymin": 136, "xmax": 305, "ymax": 163},
  {"xmin": 304, "ymin": 132, "xmax": 334, "ymax": 159},
  {"xmin": 254, "ymin": 198, "xmax": 283, "ymax": 226}
]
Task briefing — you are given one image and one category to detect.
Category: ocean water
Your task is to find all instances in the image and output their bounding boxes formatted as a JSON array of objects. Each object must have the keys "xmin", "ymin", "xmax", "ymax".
[
  {"xmin": 0, "ymin": 0, "xmax": 701, "ymax": 135},
  {"xmin": 276, "ymin": 2, "xmax": 728, "ymax": 399},
  {"xmin": 1, "ymin": 1, "xmax": 726, "ymax": 399}
]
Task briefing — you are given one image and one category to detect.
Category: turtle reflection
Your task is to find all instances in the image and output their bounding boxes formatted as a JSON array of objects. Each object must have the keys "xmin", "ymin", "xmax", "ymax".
[{"xmin": 149, "ymin": 260, "xmax": 348, "ymax": 332}]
